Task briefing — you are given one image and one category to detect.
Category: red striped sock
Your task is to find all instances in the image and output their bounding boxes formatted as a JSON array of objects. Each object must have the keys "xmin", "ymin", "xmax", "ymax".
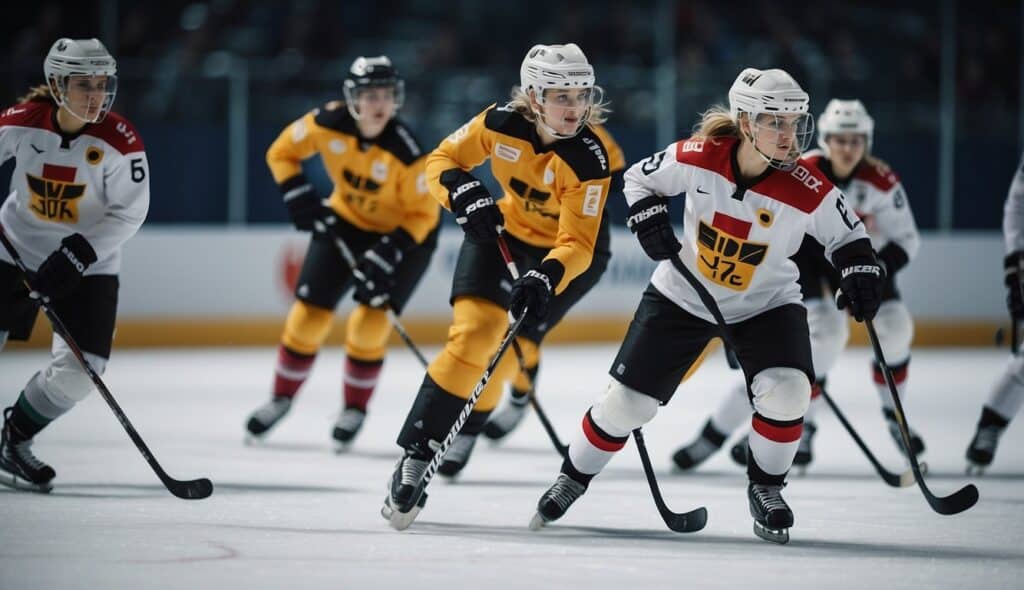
[
  {"xmin": 343, "ymin": 357, "xmax": 383, "ymax": 411},
  {"xmin": 273, "ymin": 346, "xmax": 315, "ymax": 398}
]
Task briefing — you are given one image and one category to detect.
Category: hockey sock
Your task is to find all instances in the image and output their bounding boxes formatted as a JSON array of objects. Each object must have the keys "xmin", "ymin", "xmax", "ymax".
[
  {"xmin": 343, "ymin": 356, "xmax": 383, "ymax": 411},
  {"xmin": 562, "ymin": 408, "xmax": 628, "ymax": 486},
  {"xmin": 272, "ymin": 345, "xmax": 316, "ymax": 398},
  {"xmin": 7, "ymin": 393, "xmax": 51, "ymax": 442},
  {"xmin": 874, "ymin": 358, "xmax": 909, "ymax": 410},
  {"xmin": 748, "ymin": 412, "xmax": 802, "ymax": 485}
]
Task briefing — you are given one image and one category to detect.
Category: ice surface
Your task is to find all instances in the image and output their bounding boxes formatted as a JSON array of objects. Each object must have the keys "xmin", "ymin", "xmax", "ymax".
[{"xmin": 1, "ymin": 345, "xmax": 1021, "ymax": 589}]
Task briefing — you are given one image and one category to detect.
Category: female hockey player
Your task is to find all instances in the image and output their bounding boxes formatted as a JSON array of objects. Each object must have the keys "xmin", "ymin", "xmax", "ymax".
[
  {"xmin": 530, "ymin": 69, "xmax": 884, "ymax": 544},
  {"xmin": 480, "ymin": 123, "xmax": 625, "ymax": 443},
  {"xmin": 672, "ymin": 99, "xmax": 923, "ymax": 473},
  {"xmin": 383, "ymin": 43, "xmax": 612, "ymax": 529},
  {"xmin": 244, "ymin": 56, "xmax": 439, "ymax": 448},
  {"xmin": 0, "ymin": 38, "xmax": 149, "ymax": 492},
  {"xmin": 965, "ymin": 151, "xmax": 1024, "ymax": 474}
]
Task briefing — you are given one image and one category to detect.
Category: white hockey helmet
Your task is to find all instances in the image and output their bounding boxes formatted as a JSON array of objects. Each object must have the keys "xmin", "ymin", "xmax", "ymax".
[
  {"xmin": 343, "ymin": 55, "xmax": 404, "ymax": 120},
  {"xmin": 817, "ymin": 98, "xmax": 874, "ymax": 155},
  {"xmin": 519, "ymin": 43, "xmax": 601, "ymax": 138},
  {"xmin": 727, "ymin": 67, "xmax": 813, "ymax": 170},
  {"xmin": 43, "ymin": 38, "xmax": 118, "ymax": 123}
]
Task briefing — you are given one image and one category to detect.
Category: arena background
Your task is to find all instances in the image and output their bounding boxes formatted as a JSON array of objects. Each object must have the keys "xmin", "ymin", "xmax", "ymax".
[{"xmin": 1, "ymin": 0, "xmax": 1021, "ymax": 348}]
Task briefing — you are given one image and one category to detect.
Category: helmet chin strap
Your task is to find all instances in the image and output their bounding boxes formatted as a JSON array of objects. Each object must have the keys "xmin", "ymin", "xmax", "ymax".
[
  {"xmin": 535, "ymin": 101, "xmax": 588, "ymax": 140},
  {"xmin": 746, "ymin": 126, "xmax": 799, "ymax": 171}
]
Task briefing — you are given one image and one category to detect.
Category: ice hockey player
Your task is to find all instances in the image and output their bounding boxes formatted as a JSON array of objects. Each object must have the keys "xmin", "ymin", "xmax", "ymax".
[
  {"xmin": 244, "ymin": 56, "xmax": 439, "ymax": 448},
  {"xmin": 531, "ymin": 68, "xmax": 883, "ymax": 544},
  {"xmin": 383, "ymin": 43, "xmax": 612, "ymax": 529},
  {"xmin": 1, "ymin": 38, "xmax": 149, "ymax": 492}
]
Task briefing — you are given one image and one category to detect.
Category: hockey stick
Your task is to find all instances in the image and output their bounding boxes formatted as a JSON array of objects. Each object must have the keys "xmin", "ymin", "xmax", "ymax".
[
  {"xmin": 313, "ymin": 217, "xmax": 429, "ymax": 367},
  {"xmin": 632, "ymin": 427, "xmax": 709, "ymax": 532},
  {"xmin": 0, "ymin": 226, "xmax": 212, "ymax": 500},
  {"xmin": 818, "ymin": 386, "xmax": 917, "ymax": 488},
  {"xmin": 865, "ymin": 319, "xmax": 979, "ymax": 515},
  {"xmin": 495, "ymin": 235, "xmax": 569, "ymax": 459},
  {"xmin": 392, "ymin": 310, "xmax": 528, "ymax": 526}
]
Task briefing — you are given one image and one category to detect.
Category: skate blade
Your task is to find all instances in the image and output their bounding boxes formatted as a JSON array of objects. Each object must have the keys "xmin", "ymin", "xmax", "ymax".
[
  {"xmin": 753, "ymin": 520, "xmax": 789, "ymax": 545},
  {"xmin": 965, "ymin": 463, "xmax": 986, "ymax": 477},
  {"xmin": 528, "ymin": 512, "xmax": 550, "ymax": 531},
  {"xmin": 333, "ymin": 441, "xmax": 353, "ymax": 455},
  {"xmin": 386, "ymin": 503, "xmax": 422, "ymax": 531},
  {"xmin": 0, "ymin": 470, "xmax": 53, "ymax": 494},
  {"xmin": 243, "ymin": 433, "xmax": 267, "ymax": 447}
]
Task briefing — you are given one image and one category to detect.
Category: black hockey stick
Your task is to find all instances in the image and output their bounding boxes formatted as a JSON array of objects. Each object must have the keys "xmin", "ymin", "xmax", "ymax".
[
  {"xmin": 314, "ymin": 216, "xmax": 429, "ymax": 367},
  {"xmin": 394, "ymin": 311, "xmax": 528, "ymax": 522},
  {"xmin": 865, "ymin": 319, "xmax": 979, "ymax": 515},
  {"xmin": 0, "ymin": 226, "xmax": 212, "ymax": 500},
  {"xmin": 632, "ymin": 428, "xmax": 708, "ymax": 532},
  {"xmin": 496, "ymin": 235, "xmax": 569, "ymax": 459},
  {"xmin": 818, "ymin": 386, "xmax": 917, "ymax": 488}
]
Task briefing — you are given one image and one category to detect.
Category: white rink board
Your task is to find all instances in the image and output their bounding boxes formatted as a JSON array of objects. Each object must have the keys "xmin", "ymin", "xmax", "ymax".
[{"xmin": 116, "ymin": 226, "xmax": 1004, "ymax": 320}]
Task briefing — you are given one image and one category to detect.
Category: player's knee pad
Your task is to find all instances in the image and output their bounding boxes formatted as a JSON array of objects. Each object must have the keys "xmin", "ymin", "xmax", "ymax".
[
  {"xmin": 873, "ymin": 300, "xmax": 913, "ymax": 363},
  {"xmin": 750, "ymin": 367, "xmax": 811, "ymax": 422},
  {"xmin": 345, "ymin": 304, "xmax": 390, "ymax": 361},
  {"xmin": 26, "ymin": 341, "xmax": 107, "ymax": 416},
  {"xmin": 590, "ymin": 379, "xmax": 660, "ymax": 436},
  {"xmin": 281, "ymin": 301, "xmax": 334, "ymax": 355},
  {"xmin": 806, "ymin": 298, "xmax": 848, "ymax": 378}
]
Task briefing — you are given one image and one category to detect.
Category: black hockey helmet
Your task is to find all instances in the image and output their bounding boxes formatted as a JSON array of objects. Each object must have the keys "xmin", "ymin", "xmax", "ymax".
[{"xmin": 343, "ymin": 56, "xmax": 404, "ymax": 119}]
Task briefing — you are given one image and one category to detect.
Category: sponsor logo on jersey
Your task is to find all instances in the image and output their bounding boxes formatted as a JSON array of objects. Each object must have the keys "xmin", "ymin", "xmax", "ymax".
[
  {"xmin": 494, "ymin": 143, "xmax": 521, "ymax": 163},
  {"xmin": 329, "ymin": 139, "xmax": 346, "ymax": 154},
  {"xmin": 583, "ymin": 184, "xmax": 603, "ymax": 217},
  {"xmin": 371, "ymin": 160, "xmax": 388, "ymax": 183},
  {"xmin": 756, "ymin": 208, "xmax": 773, "ymax": 228},
  {"xmin": 447, "ymin": 122, "xmax": 470, "ymax": 144},
  {"xmin": 85, "ymin": 146, "xmax": 104, "ymax": 165},
  {"xmin": 696, "ymin": 212, "xmax": 768, "ymax": 291},
  {"xmin": 115, "ymin": 121, "xmax": 138, "ymax": 145},
  {"xmin": 543, "ymin": 168, "xmax": 554, "ymax": 185},
  {"xmin": 681, "ymin": 140, "xmax": 705, "ymax": 153},
  {"xmin": 790, "ymin": 164, "xmax": 824, "ymax": 193},
  {"xmin": 292, "ymin": 119, "xmax": 308, "ymax": 142},
  {"xmin": 26, "ymin": 163, "xmax": 86, "ymax": 223},
  {"xmin": 581, "ymin": 136, "xmax": 608, "ymax": 171}
]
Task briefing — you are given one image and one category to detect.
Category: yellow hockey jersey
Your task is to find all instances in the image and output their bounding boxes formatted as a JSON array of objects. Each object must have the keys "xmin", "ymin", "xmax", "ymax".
[
  {"xmin": 267, "ymin": 101, "xmax": 439, "ymax": 243},
  {"xmin": 426, "ymin": 104, "xmax": 612, "ymax": 292}
]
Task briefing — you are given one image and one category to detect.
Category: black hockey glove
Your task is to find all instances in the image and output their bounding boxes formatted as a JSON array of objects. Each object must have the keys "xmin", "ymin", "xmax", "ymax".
[
  {"xmin": 33, "ymin": 233, "xmax": 97, "ymax": 301},
  {"xmin": 626, "ymin": 196, "xmax": 681, "ymax": 261},
  {"xmin": 836, "ymin": 260, "xmax": 885, "ymax": 322},
  {"xmin": 509, "ymin": 260, "xmax": 564, "ymax": 330},
  {"xmin": 280, "ymin": 175, "xmax": 325, "ymax": 231},
  {"xmin": 440, "ymin": 169, "xmax": 504, "ymax": 243},
  {"xmin": 1004, "ymin": 252, "xmax": 1024, "ymax": 321},
  {"xmin": 353, "ymin": 229, "xmax": 416, "ymax": 308}
]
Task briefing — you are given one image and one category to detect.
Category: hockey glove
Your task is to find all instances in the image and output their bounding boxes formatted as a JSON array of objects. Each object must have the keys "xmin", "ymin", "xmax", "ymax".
[
  {"xmin": 440, "ymin": 169, "xmax": 504, "ymax": 243},
  {"xmin": 353, "ymin": 229, "xmax": 416, "ymax": 308},
  {"xmin": 1005, "ymin": 252, "xmax": 1024, "ymax": 321},
  {"xmin": 33, "ymin": 233, "xmax": 97, "ymax": 301},
  {"xmin": 836, "ymin": 259, "xmax": 885, "ymax": 322},
  {"xmin": 626, "ymin": 195, "xmax": 681, "ymax": 261},
  {"xmin": 509, "ymin": 260, "xmax": 564, "ymax": 330},
  {"xmin": 280, "ymin": 175, "xmax": 325, "ymax": 231}
]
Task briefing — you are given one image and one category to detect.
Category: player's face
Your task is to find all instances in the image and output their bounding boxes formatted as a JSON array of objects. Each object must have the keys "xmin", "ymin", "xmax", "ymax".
[
  {"xmin": 355, "ymin": 87, "xmax": 396, "ymax": 134},
  {"xmin": 62, "ymin": 75, "xmax": 115, "ymax": 122},
  {"xmin": 750, "ymin": 112, "xmax": 812, "ymax": 167},
  {"xmin": 826, "ymin": 133, "xmax": 867, "ymax": 169},
  {"xmin": 538, "ymin": 88, "xmax": 594, "ymax": 137}
]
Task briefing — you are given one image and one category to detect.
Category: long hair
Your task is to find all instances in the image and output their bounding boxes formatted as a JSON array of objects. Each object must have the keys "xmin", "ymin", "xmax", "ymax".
[
  {"xmin": 18, "ymin": 83, "xmax": 56, "ymax": 104},
  {"xmin": 692, "ymin": 105, "xmax": 744, "ymax": 142},
  {"xmin": 505, "ymin": 85, "xmax": 609, "ymax": 127}
]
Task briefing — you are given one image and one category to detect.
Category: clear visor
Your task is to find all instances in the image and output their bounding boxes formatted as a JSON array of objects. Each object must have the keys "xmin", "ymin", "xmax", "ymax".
[
  {"xmin": 748, "ymin": 112, "xmax": 814, "ymax": 170},
  {"xmin": 343, "ymin": 81, "xmax": 404, "ymax": 120},
  {"xmin": 53, "ymin": 74, "xmax": 117, "ymax": 124},
  {"xmin": 535, "ymin": 85, "xmax": 602, "ymax": 139}
]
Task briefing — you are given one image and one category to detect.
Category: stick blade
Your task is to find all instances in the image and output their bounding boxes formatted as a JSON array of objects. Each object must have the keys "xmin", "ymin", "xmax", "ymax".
[
  {"xmin": 663, "ymin": 505, "xmax": 708, "ymax": 533},
  {"xmin": 168, "ymin": 477, "xmax": 214, "ymax": 500},
  {"xmin": 929, "ymin": 484, "xmax": 979, "ymax": 516}
]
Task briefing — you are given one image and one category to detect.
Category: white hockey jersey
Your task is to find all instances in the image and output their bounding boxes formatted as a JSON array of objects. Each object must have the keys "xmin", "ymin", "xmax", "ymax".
[
  {"xmin": 1003, "ymin": 152, "xmax": 1024, "ymax": 254},
  {"xmin": 0, "ymin": 100, "xmax": 149, "ymax": 275},
  {"xmin": 624, "ymin": 136, "xmax": 870, "ymax": 323},
  {"xmin": 803, "ymin": 150, "xmax": 920, "ymax": 264}
]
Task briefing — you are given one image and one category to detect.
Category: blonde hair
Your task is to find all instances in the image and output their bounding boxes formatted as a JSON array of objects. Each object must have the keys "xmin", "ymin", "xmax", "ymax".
[
  {"xmin": 506, "ymin": 85, "xmax": 609, "ymax": 127},
  {"xmin": 692, "ymin": 105, "xmax": 746, "ymax": 142},
  {"xmin": 18, "ymin": 83, "xmax": 56, "ymax": 104}
]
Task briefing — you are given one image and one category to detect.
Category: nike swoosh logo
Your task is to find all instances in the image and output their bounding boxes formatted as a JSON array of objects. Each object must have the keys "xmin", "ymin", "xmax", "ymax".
[
  {"xmin": 696, "ymin": 186, "xmax": 709, "ymax": 195},
  {"xmin": 30, "ymin": 144, "xmax": 43, "ymax": 154}
]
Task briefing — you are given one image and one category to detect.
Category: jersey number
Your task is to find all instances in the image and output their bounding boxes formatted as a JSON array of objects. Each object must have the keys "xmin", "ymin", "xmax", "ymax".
[
  {"xmin": 130, "ymin": 158, "xmax": 146, "ymax": 183},
  {"xmin": 640, "ymin": 152, "xmax": 666, "ymax": 175}
]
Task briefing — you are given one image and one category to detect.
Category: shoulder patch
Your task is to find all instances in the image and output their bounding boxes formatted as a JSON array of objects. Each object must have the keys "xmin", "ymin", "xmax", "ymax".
[
  {"xmin": 751, "ymin": 160, "xmax": 834, "ymax": 213},
  {"xmin": 0, "ymin": 101, "xmax": 54, "ymax": 131},
  {"xmin": 84, "ymin": 111, "xmax": 145, "ymax": 154},
  {"xmin": 674, "ymin": 135, "xmax": 736, "ymax": 182},
  {"xmin": 553, "ymin": 126, "xmax": 610, "ymax": 182},
  {"xmin": 854, "ymin": 161, "xmax": 899, "ymax": 192},
  {"xmin": 483, "ymin": 103, "xmax": 536, "ymax": 141},
  {"xmin": 376, "ymin": 119, "xmax": 424, "ymax": 165}
]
